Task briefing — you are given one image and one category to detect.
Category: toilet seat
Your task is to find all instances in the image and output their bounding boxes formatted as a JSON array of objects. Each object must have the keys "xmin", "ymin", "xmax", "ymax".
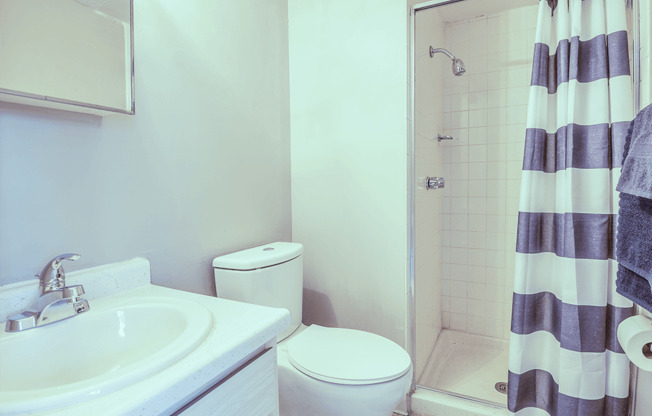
[{"xmin": 286, "ymin": 325, "xmax": 411, "ymax": 385}]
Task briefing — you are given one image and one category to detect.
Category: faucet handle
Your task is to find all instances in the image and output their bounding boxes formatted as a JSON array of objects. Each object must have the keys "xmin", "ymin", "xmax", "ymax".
[
  {"xmin": 50, "ymin": 253, "xmax": 81, "ymax": 270},
  {"xmin": 39, "ymin": 253, "xmax": 81, "ymax": 294}
]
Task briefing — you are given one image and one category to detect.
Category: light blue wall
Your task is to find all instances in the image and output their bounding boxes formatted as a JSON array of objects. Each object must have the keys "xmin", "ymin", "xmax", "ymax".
[{"xmin": 0, "ymin": 0, "xmax": 292, "ymax": 295}]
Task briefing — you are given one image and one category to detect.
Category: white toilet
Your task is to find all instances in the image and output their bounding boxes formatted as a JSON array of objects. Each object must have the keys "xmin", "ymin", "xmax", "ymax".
[{"xmin": 213, "ymin": 242, "xmax": 412, "ymax": 416}]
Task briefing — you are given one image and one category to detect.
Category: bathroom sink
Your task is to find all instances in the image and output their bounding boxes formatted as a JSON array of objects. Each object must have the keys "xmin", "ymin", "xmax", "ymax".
[{"xmin": 0, "ymin": 295, "xmax": 213, "ymax": 414}]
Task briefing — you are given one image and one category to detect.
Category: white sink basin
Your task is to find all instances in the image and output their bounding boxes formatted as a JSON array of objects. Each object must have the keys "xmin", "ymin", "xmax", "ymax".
[{"xmin": 0, "ymin": 295, "xmax": 212, "ymax": 414}]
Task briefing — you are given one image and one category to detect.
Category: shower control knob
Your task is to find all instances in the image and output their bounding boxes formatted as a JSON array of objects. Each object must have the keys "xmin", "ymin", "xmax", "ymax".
[{"xmin": 426, "ymin": 177, "xmax": 445, "ymax": 190}]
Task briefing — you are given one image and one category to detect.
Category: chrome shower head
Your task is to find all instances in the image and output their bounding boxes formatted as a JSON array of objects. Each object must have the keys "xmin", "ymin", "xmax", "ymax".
[
  {"xmin": 452, "ymin": 58, "xmax": 466, "ymax": 76},
  {"xmin": 429, "ymin": 46, "xmax": 466, "ymax": 76}
]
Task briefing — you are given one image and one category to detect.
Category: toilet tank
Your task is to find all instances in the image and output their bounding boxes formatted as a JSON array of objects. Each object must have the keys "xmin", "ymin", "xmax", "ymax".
[{"xmin": 213, "ymin": 242, "xmax": 303, "ymax": 340}]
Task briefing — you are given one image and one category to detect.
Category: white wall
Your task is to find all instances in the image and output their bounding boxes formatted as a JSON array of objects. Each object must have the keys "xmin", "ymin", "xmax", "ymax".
[
  {"xmin": 288, "ymin": 0, "xmax": 408, "ymax": 346},
  {"xmin": 0, "ymin": 0, "xmax": 291, "ymax": 295}
]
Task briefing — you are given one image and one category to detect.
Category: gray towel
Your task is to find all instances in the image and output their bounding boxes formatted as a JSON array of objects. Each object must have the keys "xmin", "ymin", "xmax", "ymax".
[
  {"xmin": 616, "ymin": 192, "xmax": 652, "ymax": 314},
  {"xmin": 617, "ymin": 265, "xmax": 652, "ymax": 312},
  {"xmin": 617, "ymin": 193, "xmax": 652, "ymax": 282},
  {"xmin": 616, "ymin": 104, "xmax": 652, "ymax": 313},
  {"xmin": 617, "ymin": 103, "xmax": 652, "ymax": 198}
]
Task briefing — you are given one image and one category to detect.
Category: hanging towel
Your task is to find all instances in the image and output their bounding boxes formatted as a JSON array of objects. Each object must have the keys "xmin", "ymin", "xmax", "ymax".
[
  {"xmin": 617, "ymin": 103, "xmax": 652, "ymax": 198},
  {"xmin": 617, "ymin": 193, "xmax": 652, "ymax": 280},
  {"xmin": 617, "ymin": 193, "xmax": 652, "ymax": 312},
  {"xmin": 617, "ymin": 265, "xmax": 652, "ymax": 312},
  {"xmin": 616, "ymin": 104, "xmax": 652, "ymax": 312}
]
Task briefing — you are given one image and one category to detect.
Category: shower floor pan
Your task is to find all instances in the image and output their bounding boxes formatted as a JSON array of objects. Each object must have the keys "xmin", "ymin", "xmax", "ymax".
[{"xmin": 417, "ymin": 330, "xmax": 509, "ymax": 407}]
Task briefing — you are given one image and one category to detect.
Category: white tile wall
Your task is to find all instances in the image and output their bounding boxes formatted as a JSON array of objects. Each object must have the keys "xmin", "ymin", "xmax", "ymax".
[{"xmin": 439, "ymin": 5, "xmax": 538, "ymax": 340}]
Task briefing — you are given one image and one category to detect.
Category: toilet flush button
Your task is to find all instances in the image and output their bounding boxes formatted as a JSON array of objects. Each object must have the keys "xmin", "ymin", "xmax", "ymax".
[{"xmin": 263, "ymin": 248, "xmax": 275, "ymax": 251}]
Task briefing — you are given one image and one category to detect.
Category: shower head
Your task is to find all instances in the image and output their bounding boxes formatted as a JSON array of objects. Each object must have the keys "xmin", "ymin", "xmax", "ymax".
[
  {"xmin": 429, "ymin": 46, "xmax": 466, "ymax": 76},
  {"xmin": 452, "ymin": 58, "xmax": 466, "ymax": 76}
]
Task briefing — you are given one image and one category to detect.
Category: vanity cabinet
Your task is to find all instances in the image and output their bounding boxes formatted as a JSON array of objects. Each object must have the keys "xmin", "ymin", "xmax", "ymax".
[{"xmin": 173, "ymin": 347, "xmax": 279, "ymax": 416}]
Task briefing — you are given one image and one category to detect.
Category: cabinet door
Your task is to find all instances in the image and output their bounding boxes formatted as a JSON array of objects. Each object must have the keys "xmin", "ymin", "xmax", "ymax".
[{"xmin": 175, "ymin": 348, "xmax": 279, "ymax": 416}]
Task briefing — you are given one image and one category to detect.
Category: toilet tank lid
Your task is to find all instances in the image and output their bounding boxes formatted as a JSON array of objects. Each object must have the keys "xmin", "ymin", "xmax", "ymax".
[{"xmin": 212, "ymin": 242, "xmax": 304, "ymax": 270}]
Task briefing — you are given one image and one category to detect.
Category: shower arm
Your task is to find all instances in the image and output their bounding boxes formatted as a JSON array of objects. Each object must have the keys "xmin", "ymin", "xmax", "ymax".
[{"xmin": 429, "ymin": 47, "xmax": 455, "ymax": 60}]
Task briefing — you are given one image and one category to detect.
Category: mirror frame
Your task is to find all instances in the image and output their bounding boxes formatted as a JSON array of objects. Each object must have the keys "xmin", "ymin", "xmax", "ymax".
[{"xmin": 0, "ymin": 0, "xmax": 135, "ymax": 116}]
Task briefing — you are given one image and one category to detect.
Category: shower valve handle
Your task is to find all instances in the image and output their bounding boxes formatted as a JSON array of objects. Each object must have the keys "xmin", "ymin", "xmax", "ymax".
[{"xmin": 426, "ymin": 177, "xmax": 445, "ymax": 190}]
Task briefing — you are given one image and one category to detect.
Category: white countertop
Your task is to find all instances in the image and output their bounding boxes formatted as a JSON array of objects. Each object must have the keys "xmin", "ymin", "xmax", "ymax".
[
  {"xmin": 0, "ymin": 258, "xmax": 290, "ymax": 415},
  {"xmin": 53, "ymin": 285, "xmax": 289, "ymax": 415}
]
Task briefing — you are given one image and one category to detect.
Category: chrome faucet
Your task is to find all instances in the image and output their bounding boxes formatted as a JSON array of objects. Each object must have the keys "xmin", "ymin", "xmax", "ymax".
[{"xmin": 5, "ymin": 253, "xmax": 90, "ymax": 332}]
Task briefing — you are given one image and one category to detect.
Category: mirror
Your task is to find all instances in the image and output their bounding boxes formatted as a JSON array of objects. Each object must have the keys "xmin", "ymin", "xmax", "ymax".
[{"xmin": 0, "ymin": 0, "xmax": 134, "ymax": 115}]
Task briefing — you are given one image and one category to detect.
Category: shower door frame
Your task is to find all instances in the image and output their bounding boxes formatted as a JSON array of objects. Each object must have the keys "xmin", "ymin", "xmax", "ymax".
[
  {"xmin": 406, "ymin": 0, "xmax": 506, "ymax": 409},
  {"xmin": 405, "ymin": 0, "xmax": 643, "ymax": 414}
]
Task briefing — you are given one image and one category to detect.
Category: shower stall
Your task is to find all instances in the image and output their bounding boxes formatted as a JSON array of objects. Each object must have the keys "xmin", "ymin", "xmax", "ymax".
[{"xmin": 407, "ymin": 0, "xmax": 639, "ymax": 414}]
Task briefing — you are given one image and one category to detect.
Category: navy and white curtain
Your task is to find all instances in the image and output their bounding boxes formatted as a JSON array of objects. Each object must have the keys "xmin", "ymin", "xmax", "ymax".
[{"xmin": 509, "ymin": 1, "xmax": 635, "ymax": 415}]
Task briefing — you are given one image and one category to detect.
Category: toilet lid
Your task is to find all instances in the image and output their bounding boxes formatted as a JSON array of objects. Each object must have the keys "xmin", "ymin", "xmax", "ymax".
[{"xmin": 287, "ymin": 325, "xmax": 411, "ymax": 385}]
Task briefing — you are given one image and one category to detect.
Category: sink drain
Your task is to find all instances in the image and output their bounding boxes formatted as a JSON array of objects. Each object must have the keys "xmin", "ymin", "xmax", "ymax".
[{"xmin": 495, "ymin": 382, "xmax": 508, "ymax": 394}]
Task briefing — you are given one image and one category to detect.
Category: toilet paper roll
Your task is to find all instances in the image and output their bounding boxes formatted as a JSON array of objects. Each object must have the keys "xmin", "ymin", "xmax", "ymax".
[{"xmin": 617, "ymin": 315, "xmax": 652, "ymax": 372}]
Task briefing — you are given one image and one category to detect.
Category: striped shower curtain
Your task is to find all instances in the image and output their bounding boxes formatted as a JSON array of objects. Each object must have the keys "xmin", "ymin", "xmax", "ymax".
[{"xmin": 508, "ymin": 1, "xmax": 635, "ymax": 415}]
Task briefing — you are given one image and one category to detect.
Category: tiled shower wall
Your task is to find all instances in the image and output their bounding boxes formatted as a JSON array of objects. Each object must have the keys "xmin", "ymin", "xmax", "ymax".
[{"xmin": 439, "ymin": 5, "xmax": 539, "ymax": 340}]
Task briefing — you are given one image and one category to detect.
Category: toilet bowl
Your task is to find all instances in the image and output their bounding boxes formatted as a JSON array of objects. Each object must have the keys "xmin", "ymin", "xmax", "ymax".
[
  {"xmin": 213, "ymin": 242, "xmax": 412, "ymax": 416},
  {"xmin": 276, "ymin": 324, "xmax": 412, "ymax": 416}
]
